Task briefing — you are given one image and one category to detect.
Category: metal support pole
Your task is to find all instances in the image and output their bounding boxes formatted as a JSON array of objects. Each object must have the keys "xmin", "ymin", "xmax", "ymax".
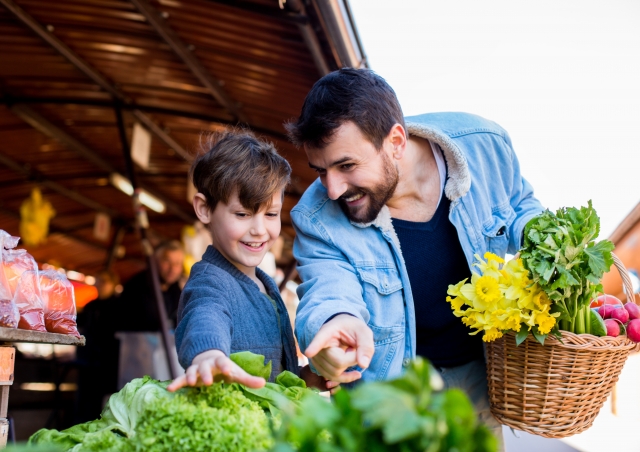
[
  {"xmin": 104, "ymin": 224, "xmax": 126, "ymax": 271},
  {"xmin": 114, "ymin": 106, "xmax": 181, "ymax": 379}
]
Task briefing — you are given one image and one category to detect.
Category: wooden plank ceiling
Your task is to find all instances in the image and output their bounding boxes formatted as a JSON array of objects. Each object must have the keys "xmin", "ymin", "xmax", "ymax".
[{"xmin": 0, "ymin": 0, "xmax": 366, "ymax": 280}]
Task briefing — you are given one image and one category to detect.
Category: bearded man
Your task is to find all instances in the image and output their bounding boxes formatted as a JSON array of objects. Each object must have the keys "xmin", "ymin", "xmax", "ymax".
[{"xmin": 287, "ymin": 68, "xmax": 544, "ymax": 445}]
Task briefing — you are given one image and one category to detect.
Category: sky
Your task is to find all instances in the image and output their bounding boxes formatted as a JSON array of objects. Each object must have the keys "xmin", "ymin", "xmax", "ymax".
[{"xmin": 348, "ymin": 0, "xmax": 640, "ymax": 239}]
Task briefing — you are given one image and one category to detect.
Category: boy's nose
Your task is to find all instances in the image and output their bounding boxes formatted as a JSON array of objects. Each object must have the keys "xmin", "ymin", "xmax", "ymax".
[{"xmin": 250, "ymin": 216, "xmax": 267, "ymax": 236}]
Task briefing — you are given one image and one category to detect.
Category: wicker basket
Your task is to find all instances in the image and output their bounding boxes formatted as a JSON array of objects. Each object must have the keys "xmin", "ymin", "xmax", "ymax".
[{"xmin": 486, "ymin": 253, "xmax": 638, "ymax": 438}]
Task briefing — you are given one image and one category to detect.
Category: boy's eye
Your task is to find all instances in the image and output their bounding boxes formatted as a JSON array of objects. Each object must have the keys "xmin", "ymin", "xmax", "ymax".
[
  {"xmin": 235, "ymin": 212, "xmax": 249, "ymax": 218},
  {"xmin": 266, "ymin": 212, "xmax": 280, "ymax": 217}
]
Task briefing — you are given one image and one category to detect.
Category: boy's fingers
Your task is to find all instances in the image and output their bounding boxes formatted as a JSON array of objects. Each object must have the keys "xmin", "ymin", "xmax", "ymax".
[
  {"xmin": 199, "ymin": 363, "xmax": 213, "ymax": 385},
  {"xmin": 167, "ymin": 375, "xmax": 187, "ymax": 392},
  {"xmin": 186, "ymin": 365, "xmax": 199, "ymax": 386},
  {"xmin": 231, "ymin": 370, "xmax": 266, "ymax": 389}
]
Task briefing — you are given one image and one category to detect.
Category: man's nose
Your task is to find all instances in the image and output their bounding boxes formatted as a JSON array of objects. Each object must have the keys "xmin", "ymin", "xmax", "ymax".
[{"xmin": 324, "ymin": 172, "xmax": 347, "ymax": 201}]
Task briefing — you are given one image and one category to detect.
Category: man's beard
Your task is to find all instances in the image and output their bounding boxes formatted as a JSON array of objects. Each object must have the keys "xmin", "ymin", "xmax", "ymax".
[{"xmin": 338, "ymin": 153, "xmax": 399, "ymax": 224}]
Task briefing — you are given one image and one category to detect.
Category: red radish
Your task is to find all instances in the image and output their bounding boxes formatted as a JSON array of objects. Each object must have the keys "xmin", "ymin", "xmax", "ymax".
[
  {"xmin": 611, "ymin": 306, "xmax": 630, "ymax": 324},
  {"xmin": 605, "ymin": 319, "xmax": 621, "ymax": 337},
  {"xmin": 591, "ymin": 294, "xmax": 623, "ymax": 309},
  {"xmin": 627, "ymin": 319, "xmax": 640, "ymax": 343},
  {"xmin": 624, "ymin": 302, "xmax": 640, "ymax": 321},
  {"xmin": 599, "ymin": 304, "xmax": 624, "ymax": 319}
]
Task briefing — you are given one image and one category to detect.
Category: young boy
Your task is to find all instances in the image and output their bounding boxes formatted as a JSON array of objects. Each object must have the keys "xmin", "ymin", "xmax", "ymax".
[{"xmin": 168, "ymin": 130, "xmax": 329, "ymax": 392}]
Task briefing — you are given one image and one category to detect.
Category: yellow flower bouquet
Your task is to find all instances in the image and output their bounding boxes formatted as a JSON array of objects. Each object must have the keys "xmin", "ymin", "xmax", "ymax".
[{"xmin": 446, "ymin": 252, "xmax": 560, "ymax": 344}]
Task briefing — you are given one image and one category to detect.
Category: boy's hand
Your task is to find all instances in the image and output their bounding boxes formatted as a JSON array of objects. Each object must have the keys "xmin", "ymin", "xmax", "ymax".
[
  {"xmin": 300, "ymin": 364, "xmax": 341, "ymax": 395},
  {"xmin": 167, "ymin": 349, "xmax": 266, "ymax": 392}
]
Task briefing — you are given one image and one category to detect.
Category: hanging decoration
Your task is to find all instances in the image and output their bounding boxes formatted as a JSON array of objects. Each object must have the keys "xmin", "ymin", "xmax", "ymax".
[
  {"xmin": 19, "ymin": 187, "xmax": 56, "ymax": 246},
  {"xmin": 181, "ymin": 221, "xmax": 212, "ymax": 276}
]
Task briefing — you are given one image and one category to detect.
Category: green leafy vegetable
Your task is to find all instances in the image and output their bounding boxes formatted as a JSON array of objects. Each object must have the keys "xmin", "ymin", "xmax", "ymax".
[
  {"xmin": 230, "ymin": 350, "xmax": 272, "ymax": 380},
  {"xmin": 271, "ymin": 357, "xmax": 497, "ymax": 452},
  {"xmin": 520, "ymin": 201, "xmax": 614, "ymax": 336},
  {"xmin": 130, "ymin": 383, "xmax": 273, "ymax": 452}
]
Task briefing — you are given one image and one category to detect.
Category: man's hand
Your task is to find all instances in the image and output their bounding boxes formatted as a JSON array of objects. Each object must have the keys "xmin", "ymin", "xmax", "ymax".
[
  {"xmin": 167, "ymin": 349, "xmax": 266, "ymax": 392},
  {"xmin": 304, "ymin": 314, "xmax": 374, "ymax": 383}
]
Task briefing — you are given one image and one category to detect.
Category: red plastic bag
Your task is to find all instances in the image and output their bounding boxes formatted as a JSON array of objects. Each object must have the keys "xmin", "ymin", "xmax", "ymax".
[
  {"xmin": 13, "ymin": 270, "xmax": 46, "ymax": 332},
  {"xmin": 40, "ymin": 270, "xmax": 80, "ymax": 337},
  {"xmin": 0, "ymin": 231, "xmax": 21, "ymax": 329},
  {"xmin": 3, "ymin": 248, "xmax": 38, "ymax": 296}
]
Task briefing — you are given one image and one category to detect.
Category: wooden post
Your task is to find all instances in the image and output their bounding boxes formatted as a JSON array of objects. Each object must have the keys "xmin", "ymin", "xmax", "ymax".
[{"xmin": 0, "ymin": 346, "xmax": 15, "ymax": 448}]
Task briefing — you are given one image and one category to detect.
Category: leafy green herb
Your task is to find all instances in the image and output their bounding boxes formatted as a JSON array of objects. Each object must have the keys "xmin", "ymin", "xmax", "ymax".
[
  {"xmin": 520, "ymin": 201, "xmax": 614, "ymax": 335},
  {"xmin": 271, "ymin": 357, "xmax": 497, "ymax": 452}
]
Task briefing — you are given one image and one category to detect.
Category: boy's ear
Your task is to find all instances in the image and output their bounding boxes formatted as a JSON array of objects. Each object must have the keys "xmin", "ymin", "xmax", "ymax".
[{"xmin": 193, "ymin": 193, "xmax": 212, "ymax": 224}]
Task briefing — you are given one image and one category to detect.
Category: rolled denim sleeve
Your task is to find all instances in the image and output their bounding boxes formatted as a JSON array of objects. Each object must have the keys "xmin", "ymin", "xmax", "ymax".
[
  {"xmin": 505, "ymin": 140, "xmax": 545, "ymax": 253},
  {"xmin": 291, "ymin": 208, "xmax": 371, "ymax": 354}
]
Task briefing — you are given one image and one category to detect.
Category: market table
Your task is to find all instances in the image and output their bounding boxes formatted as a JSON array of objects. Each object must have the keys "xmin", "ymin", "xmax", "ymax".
[{"xmin": 0, "ymin": 327, "xmax": 85, "ymax": 447}]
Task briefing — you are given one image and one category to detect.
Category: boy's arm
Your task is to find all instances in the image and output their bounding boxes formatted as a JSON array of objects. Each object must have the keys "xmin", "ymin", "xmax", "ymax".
[{"xmin": 174, "ymin": 272, "xmax": 233, "ymax": 369}]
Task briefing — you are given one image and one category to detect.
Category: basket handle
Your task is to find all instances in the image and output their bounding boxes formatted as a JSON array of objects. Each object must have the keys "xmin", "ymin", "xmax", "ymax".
[{"xmin": 612, "ymin": 252, "xmax": 637, "ymax": 305}]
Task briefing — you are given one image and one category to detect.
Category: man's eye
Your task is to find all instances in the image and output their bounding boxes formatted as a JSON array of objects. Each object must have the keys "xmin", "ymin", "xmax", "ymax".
[
  {"xmin": 314, "ymin": 168, "xmax": 326, "ymax": 175},
  {"xmin": 341, "ymin": 163, "xmax": 354, "ymax": 170}
]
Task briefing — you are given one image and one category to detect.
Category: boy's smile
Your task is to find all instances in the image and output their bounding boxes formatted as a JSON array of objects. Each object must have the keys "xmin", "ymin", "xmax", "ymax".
[{"xmin": 194, "ymin": 190, "xmax": 282, "ymax": 279}]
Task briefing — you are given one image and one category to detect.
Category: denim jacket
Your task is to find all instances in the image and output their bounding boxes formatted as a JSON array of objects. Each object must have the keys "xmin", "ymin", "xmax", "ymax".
[{"xmin": 291, "ymin": 112, "xmax": 544, "ymax": 383}]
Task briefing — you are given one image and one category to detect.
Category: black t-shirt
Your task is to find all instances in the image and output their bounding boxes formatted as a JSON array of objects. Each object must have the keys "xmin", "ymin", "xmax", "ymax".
[{"xmin": 392, "ymin": 195, "xmax": 484, "ymax": 368}]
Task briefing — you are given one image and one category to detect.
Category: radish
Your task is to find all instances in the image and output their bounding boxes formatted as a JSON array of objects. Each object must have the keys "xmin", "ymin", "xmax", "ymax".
[
  {"xmin": 627, "ymin": 319, "xmax": 640, "ymax": 343},
  {"xmin": 590, "ymin": 294, "xmax": 623, "ymax": 309},
  {"xmin": 611, "ymin": 306, "xmax": 630, "ymax": 324},
  {"xmin": 599, "ymin": 304, "xmax": 624, "ymax": 320},
  {"xmin": 605, "ymin": 319, "xmax": 621, "ymax": 337},
  {"xmin": 625, "ymin": 302, "xmax": 640, "ymax": 321}
]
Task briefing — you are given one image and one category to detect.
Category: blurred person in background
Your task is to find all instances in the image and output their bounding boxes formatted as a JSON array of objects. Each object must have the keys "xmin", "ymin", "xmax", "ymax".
[
  {"xmin": 119, "ymin": 240, "xmax": 185, "ymax": 331},
  {"xmin": 75, "ymin": 269, "xmax": 122, "ymax": 422}
]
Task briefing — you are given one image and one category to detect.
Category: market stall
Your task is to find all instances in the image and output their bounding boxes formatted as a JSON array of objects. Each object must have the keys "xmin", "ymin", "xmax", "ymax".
[
  {"xmin": 0, "ymin": 0, "xmax": 367, "ymax": 440},
  {"xmin": 0, "ymin": 327, "xmax": 84, "ymax": 447}
]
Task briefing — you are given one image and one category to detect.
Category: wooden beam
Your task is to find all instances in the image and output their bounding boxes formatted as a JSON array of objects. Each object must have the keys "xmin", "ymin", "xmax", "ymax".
[
  {"xmin": 0, "ymin": 206, "xmax": 109, "ymax": 252},
  {"xmin": 203, "ymin": 0, "xmax": 309, "ymax": 25},
  {"xmin": 0, "ymin": 153, "xmax": 120, "ymax": 218},
  {"xmin": 287, "ymin": 0, "xmax": 331, "ymax": 76},
  {"xmin": 8, "ymin": 104, "xmax": 196, "ymax": 223},
  {"xmin": 1, "ymin": 96, "xmax": 290, "ymax": 142},
  {"xmin": 130, "ymin": 0, "xmax": 248, "ymax": 124},
  {"xmin": 0, "ymin": 0, "xmax": 191, "ymax": 162}
]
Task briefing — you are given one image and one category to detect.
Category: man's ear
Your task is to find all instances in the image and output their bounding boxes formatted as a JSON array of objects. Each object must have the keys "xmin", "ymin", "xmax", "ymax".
[
  {"xmin": 193, "ymin": 193, "xmax": 212, "ymax": 224},
  {"xmin": 387, "ymin": 123, "xmax": 407, "ymax": 160}
]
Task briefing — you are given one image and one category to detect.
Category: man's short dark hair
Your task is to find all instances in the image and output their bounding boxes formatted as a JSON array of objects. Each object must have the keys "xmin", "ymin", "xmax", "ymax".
[
  {"xmin": 190, "ymin": 129, "xmax": 291, "ymax": 213},
  {"xmin": 285, "ymin": 68, "xmax": 405, "ymax": 150}
]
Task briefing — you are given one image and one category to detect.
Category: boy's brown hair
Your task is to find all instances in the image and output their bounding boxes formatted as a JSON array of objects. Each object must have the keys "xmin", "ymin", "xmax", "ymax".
[{"xmin": 190, "ymin": 129, "xmax": 291, "ymax": 212}]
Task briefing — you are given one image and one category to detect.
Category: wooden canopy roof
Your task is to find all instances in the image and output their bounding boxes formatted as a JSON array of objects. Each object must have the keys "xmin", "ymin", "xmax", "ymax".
[{"xmin": 0, "ymin": 0, "xmax": 367, "ymax": 280}]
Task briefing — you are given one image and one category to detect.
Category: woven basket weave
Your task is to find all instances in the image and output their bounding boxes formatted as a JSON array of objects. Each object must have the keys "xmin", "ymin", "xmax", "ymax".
[{"xmin": 486, "ymin": 253, "xmax": 637, "ymax": 438}]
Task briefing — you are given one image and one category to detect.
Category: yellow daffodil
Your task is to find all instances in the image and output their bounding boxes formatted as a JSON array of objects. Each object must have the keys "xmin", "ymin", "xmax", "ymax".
[
  {"xmin": 483, "ymin": 327, "xmax": 504, "ymax": 342},
  {"xmin": 446, "ymin": 253, "xmax": 560, "ymax": 343}
]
